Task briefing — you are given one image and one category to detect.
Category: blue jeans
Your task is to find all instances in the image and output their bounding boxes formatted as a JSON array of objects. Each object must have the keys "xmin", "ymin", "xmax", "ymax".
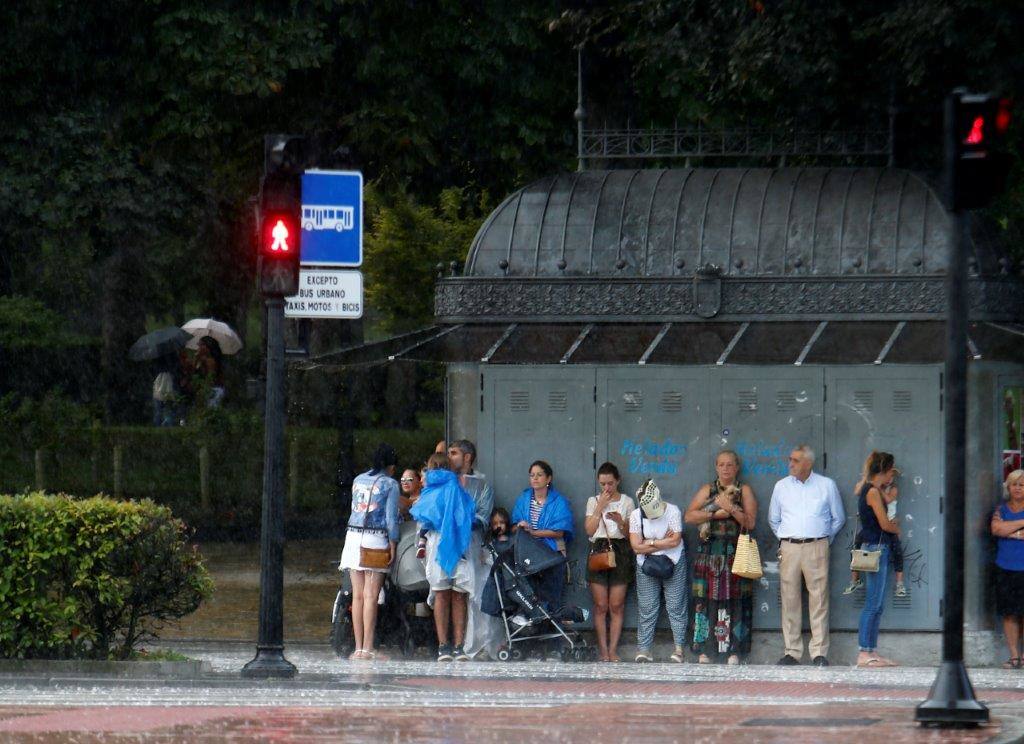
[{"xmin": 857, "ymin": 543, "xmax": 890, "ymax": 651}]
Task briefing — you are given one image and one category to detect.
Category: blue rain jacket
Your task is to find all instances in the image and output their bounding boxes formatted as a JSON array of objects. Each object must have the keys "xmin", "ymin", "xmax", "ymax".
[
  {"xmin": 511, "ymin": 486, "xmax": 575, "ymax": 551},
  {"xmin": 410, "ymin": 469, "xmax": 476, "ymax": 578}
]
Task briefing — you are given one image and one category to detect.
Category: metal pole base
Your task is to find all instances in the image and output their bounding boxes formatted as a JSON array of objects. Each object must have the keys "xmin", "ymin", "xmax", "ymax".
[
  {"xmin": 241, "ymin": 645, "xmax": 297, "ymax": 679},
  {"xmin": 915, "ymin": 661, "xmax": 989, "ymax": 726}
]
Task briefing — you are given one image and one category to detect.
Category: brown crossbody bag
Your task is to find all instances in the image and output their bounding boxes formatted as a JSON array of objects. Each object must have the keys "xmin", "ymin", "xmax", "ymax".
[
  {"xmin": 358, "ymin": 476, "xmax": 392, "ymax": 570},
  {"xmin": 588, "ymin": 512, "xmax": 617, "ymax": 573}
]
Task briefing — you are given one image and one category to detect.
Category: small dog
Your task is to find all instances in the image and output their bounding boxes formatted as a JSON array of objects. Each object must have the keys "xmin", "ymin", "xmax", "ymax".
[{"xmin": 698, "ymin": 484, "xmax": 741, "ymax": 541}]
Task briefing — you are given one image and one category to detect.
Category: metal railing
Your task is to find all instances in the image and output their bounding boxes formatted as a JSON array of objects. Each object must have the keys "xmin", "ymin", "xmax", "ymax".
[{"xmin": 581, "ymin": 126, "xmax": 891, "ymax": 161}]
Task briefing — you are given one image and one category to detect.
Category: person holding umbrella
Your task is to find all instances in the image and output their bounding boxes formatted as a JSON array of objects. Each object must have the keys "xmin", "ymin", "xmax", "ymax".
[
  {"xmin": 181, "ymin": 318, "xmax": 242, "ymax": 410},
  {"xmin": 128, "ymin": 326, "xmax": 192, "ymax": 426}
]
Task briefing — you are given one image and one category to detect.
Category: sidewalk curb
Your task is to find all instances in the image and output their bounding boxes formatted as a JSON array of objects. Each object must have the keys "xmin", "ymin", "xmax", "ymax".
[{"xmin": 0, "ymin": 659, "xmax": 212, "ymax": 679}]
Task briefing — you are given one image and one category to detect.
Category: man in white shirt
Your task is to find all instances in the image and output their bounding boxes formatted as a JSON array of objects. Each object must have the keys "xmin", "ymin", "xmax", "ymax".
[{"xmin": 768, "ymin": 444, "xmax": 845, "ymax": 667}]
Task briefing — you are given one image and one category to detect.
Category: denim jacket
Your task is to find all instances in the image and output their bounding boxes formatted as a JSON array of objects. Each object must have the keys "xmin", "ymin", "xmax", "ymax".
[{"xmin": 347, "ymin": 469, "xmax": 400, "ymax": 543}]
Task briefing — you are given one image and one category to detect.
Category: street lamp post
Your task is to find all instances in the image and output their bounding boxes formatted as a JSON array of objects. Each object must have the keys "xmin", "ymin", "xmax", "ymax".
[
  {"xmin": 241, "ymin": 297, "xmax": 297, "ymax": 679},
  {"xmin": 915, "ymin": 89, "xmax": 1005, "ymax": 726}
]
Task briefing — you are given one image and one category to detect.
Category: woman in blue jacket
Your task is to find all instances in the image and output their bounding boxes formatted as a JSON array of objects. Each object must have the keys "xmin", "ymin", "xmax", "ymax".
[
  {"xmin": 339, "ymin": 443, "xmax": 400, "ymax": 661},
  {"xmin": 512, "ymin": 460, "xmax": 575, "ymax": 612}
]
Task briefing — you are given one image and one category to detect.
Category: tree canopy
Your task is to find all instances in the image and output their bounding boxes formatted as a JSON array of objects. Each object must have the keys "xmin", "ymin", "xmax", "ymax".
[{"xmin": 2, "ymin": 0, "xmax": 1021, "ymax": 419}]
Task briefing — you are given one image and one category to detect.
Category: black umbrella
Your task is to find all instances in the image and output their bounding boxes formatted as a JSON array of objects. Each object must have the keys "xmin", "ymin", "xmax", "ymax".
[{"xmin": 128, "ymin": 327, "xmax": 192, "ymax": 362}]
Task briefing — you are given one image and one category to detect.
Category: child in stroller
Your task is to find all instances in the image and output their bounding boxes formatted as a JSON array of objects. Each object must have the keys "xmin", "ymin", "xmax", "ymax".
[
  {"xmin": 330, "ymin": 520, "xmax": 437, "ymax": 658},
  {"xmin": 481, "ymin": 529, "xmax": 596, "ymax": 662}
]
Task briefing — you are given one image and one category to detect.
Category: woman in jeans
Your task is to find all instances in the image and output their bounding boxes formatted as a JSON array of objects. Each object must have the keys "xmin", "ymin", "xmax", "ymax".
[
  {"xmin": 855, "ymin": 450, "xmax": 901, "ymax": 668},
  {"xmin": 338, "ymin": 443, "xmax": 400, "ymax": 661},
  {"xmin": 629, "ymin": 479, "xmax": 687, "ymax": 663}
]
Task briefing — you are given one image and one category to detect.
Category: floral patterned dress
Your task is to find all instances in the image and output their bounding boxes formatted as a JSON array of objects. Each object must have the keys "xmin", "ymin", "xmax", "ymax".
[{"xmin": 690, "ymin": 479, "xmax": 754, "ymax": 659}]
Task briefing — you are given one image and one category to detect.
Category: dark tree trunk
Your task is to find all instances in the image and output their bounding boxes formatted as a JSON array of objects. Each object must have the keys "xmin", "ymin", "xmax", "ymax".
[{"xmin": 100, "ymin": 250, "xmax": 148, "ymax": 424}]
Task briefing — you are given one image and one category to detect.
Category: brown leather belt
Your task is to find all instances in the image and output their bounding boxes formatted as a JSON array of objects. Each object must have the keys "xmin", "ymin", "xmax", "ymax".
[{"xmin": 782, "ymin": 537, "xmax": 824, "ymax": 544}]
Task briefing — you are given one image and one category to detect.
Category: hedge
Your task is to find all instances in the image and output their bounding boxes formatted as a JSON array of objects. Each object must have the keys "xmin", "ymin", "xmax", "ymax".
[{"xmin": 0, "ymin": 492, "xmax": 213, "ymax": 659}]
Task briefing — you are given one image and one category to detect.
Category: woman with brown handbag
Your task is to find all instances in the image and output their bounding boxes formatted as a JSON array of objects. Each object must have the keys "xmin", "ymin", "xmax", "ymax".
[
  {"xmin": 584, "ymin": 462, "xmax": 635, "ymax": 662},
  {"xmin": 338, "ymin": 443, "xmax": 400, "ymax": 661}
]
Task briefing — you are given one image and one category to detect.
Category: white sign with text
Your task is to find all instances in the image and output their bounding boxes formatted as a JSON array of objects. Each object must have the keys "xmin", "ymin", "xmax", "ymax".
[{"xmin": 284, "ymin": 269, "xmax": 363, "ymax": 319}]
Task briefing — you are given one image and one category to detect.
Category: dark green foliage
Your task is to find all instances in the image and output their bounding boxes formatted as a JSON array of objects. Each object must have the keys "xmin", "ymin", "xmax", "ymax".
[
  {"xmin": 0, "ymin": 422, "xmax": 443, "ymax": 538},
  {"xmin": 364, "ymin": 187, "xmax": 491, "ymax": 333},
  {"xmin": 0, "ymin": 493, "xmax": 213, "ymax": 659}
]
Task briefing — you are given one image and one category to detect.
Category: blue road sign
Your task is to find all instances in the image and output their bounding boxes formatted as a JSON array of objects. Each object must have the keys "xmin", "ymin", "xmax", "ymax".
[{"xmin": 300, "ymin": 170, "xmax": 363, "ymax": 266}]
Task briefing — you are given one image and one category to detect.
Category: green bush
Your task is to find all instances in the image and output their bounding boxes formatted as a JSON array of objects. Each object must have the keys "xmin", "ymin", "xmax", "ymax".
[{"xmin": 0, "ymin": 492, "xmax": 212, "ymax": 659}]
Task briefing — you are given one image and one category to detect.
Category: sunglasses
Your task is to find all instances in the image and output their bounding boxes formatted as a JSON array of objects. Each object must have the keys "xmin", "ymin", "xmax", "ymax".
[{"xmin": 400, "ymin": 478, "xmax": 416, "ymax": 483}]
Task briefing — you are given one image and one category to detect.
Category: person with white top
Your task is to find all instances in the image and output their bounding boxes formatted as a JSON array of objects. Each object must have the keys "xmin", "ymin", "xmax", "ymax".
[
  {"xmin": 768, "ymin": 444, "xmax": 846, "ymax": 667},
  {"xmin": 629, "ymin": 479, "xmax": 687, "ymax": 663},
  {"xmin": 584, "ymin": 462, "xmax": 636, "ymax": 662}
]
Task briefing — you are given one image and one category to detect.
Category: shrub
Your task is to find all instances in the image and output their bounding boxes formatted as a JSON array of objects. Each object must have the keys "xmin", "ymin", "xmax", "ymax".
[{"xmin": 0, "ymin": 492, "xmax": 212, "ymax": 659}]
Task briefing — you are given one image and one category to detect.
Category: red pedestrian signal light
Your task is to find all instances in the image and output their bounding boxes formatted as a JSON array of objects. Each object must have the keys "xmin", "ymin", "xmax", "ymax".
[
  {"xmin": 259, "ymin": 210, "xmax": 300, "ymax": 296},
  {"xmin": 964, "ymin": 116, "xmax": 985, "ymax": 145},
  {"xmin": 946, "ymin": 90, "xmax": 1013, "ymax": 211}
]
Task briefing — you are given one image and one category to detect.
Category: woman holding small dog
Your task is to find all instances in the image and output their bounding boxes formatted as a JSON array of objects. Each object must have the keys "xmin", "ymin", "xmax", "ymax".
[{"xmin": 684, "ymin": 449, "xmax": 757, "ymax": 664}]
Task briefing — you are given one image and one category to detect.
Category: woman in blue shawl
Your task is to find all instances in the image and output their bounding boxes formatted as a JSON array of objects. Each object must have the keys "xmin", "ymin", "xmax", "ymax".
[
  {"xmin": 512, "ymin": 459, "xmax": 575, "ymax": 613},
  {"xmin": 410, "ymin": 452, "xmax": 476, "ymax": 660}
]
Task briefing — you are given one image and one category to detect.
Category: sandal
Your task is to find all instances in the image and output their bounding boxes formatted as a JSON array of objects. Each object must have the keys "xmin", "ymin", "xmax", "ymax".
[
  {"xmin": 349, "ymin": 649, "xmax": 366, "ymax": 660},
  {"xmin": 1002, "ymin": 657, "xmax": 1021, "ymax": 669},
  {"xmin": 698, "ymin": 653, "xmax": 711, "ymax": 664},
  {"xmin": 362, "ymin": 650, "xmax": 390, "ymax": 661},
  {"xmin": 857, "ymin": 656, "xmax": 897, "ymax": 668}
]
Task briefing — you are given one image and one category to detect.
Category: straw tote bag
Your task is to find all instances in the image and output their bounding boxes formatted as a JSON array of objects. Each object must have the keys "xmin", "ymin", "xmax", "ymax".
[{"xmin": 731, "ymin": 530, "xmax": 763, "ymax": 580}]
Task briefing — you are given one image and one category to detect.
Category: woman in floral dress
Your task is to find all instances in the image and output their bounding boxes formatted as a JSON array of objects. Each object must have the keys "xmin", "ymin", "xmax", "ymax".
[{"xmin": 684, "ymin": 450, "xmax": 758, "ymax": 664}]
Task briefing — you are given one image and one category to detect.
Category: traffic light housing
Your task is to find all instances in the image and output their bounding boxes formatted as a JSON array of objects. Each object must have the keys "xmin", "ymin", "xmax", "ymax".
[
  {"xmin": 258, "ymin": 209, "xmax": 300, "ymax": 296},
  {"xmin": 257, "ymin": 135, "xmax": 304, "ymax": 297},
  {"xmin": 945, "ymin": 90, "xmax": 1013, "ymax": 211}
]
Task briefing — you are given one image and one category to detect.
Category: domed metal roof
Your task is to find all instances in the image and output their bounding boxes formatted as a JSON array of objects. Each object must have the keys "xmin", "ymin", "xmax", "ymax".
[
  {"xmin": 465, "ymin": 168, "xmax": 952, "ymax": 278},
  {"xmin": 437, "ymin": 167, "xmax": 1023, "ymax": 323}
]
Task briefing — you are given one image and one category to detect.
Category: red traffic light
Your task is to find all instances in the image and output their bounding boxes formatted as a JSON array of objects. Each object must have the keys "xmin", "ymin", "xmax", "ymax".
[
  {"xmin": 964, "ymin": 116, "xmax": 985, "ymax": 145},
  {"xmin": 261, "ymin": 212, "xmax": 300, "ymax": 259},
  {"xmin": 996, "ymin": 98, "xmax": 1012, "ymax": 135}
]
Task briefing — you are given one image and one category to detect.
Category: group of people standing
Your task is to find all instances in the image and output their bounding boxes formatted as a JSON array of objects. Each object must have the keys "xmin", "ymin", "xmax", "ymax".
[
  {"xmin": 339, "ymin": 439, "xmax": 910, "ymax": 667},
  {"xmin": 151, "ymin": 337, "xmax": 226, "ymax": 426}
]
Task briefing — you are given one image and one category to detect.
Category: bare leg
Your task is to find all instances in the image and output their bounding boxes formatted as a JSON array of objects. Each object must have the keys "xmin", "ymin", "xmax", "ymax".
[
  {"xmin": 589, "ymin": 582, "xmax": 610, "ymax": 660},
  {"xmin": 361, "ymin": 571, "xmax": 386, "ymax": 654},
  {"xmin": 349, "ymin": 570, "xmax": 366, "ymax": 658},
  {"xmin": 434, "ymin": 589, "xmax": 451, "ymax": 646},
  {"xmin": 607, "ymin": 583, "xmax": 628, "ymax": 661},
  {"xmin": 1003, "ymin": 616, "xmax": 1022, "ymax": 661},
  {"xmin": 452, "ymin": 590, "xmax": 468, "ymax": 647}
]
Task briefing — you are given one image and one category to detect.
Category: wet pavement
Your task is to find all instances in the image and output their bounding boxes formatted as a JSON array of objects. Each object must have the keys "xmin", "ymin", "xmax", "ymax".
[{"xmin": 1, "ymin": 645, "xmax": 1024, "ymax": 741}]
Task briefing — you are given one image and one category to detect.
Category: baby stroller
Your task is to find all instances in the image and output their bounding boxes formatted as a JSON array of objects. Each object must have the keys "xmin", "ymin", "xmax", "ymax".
[
  {"xmin": 482, "ymin": 530, "xmax": 597, "ymax": 662},
  {"xmin": 329, "ymin": 521, "xmax": 436, "ymax": 658}
]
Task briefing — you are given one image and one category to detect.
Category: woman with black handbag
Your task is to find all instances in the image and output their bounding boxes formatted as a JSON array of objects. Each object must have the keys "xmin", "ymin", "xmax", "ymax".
[
  {"xmin": 584, "ymin": 462, "xmax": 635, "ymax": 662},
  {"xmin": 629, "ymin": 479, "xmax": 687, "ymax": 663}
]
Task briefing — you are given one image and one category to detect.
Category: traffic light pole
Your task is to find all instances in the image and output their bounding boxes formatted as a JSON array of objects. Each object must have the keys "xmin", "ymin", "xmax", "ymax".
[
  {"xmin": 242, "ymin": 297, "xmax": 297, "ymax": 679},
  {"xmin": 915, "ymin": 209, "xmax": 987, "ymax": 725}
]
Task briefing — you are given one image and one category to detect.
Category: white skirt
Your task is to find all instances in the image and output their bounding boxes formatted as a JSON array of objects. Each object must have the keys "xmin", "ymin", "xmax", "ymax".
[{"xmin": 339, "ymin": 527, "xmax": 389, "ymax": 573}]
